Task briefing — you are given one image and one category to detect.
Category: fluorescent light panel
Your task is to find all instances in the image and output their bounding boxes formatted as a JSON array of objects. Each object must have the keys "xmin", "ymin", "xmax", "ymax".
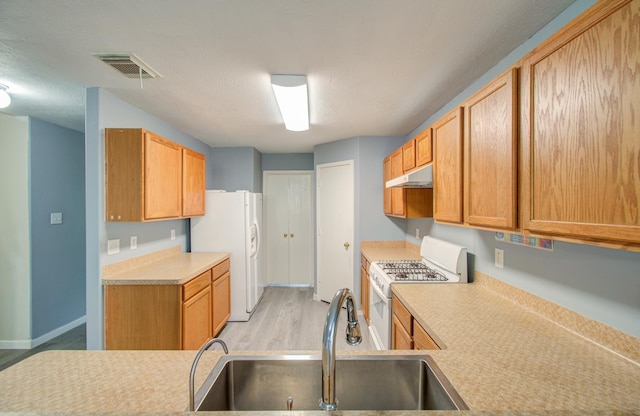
[
  {"xmin": 0, "ymin": 84, "xmax": 10, "ymax": 109},
  {"xmin": 271, "ymin": 74, "xmax": 309, "ymax": 131}
]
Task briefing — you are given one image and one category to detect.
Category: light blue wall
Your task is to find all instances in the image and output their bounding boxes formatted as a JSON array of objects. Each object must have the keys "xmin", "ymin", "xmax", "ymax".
[
  {"xmin": 262, "ymin": 153, "xmax": 314, "ymax": 171},
  {"xmin": 314, "ymin": 136, "xmax": 406, "ymax": 301},
  {"xmin": 85, "ymin": 88, "xmax": 213, "ymax": 349},
  {"xmin": 210, "ymin": 147, "xmax": 263, "ymax": 192},
  {"xmin": 403, "ymin": 0, "xmax": 640, "ymax": 338},
  {"xmin": 29, "ymin": 118, "xmax": 86, "ymax": 339}
]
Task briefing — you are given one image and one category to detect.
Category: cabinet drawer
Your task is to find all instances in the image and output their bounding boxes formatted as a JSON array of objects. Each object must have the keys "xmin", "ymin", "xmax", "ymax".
[
  {"xmin": 212, "ymin": 258, "xmax": 230, "ymax": 281},
  {"xmin": 392, "ymin": 295, "xmax": 412, "ymax": 334},
  {"xmin": 413, "ymin": 318, "xmax": 440, "ymax": 350},
  {"xmin": 183, "ymin": 270, "xmax": 212, "ymax": 301}
]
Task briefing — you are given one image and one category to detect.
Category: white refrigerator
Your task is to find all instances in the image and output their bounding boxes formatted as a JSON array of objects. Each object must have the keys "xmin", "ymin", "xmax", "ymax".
[{"xmin": 190, "ymin": 190, "xmax": 264, "ymax": 321}]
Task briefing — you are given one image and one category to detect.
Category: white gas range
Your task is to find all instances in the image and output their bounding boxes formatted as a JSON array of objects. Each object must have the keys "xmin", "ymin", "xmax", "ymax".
[{"xmin": 368, "ymin": 236, "xmax": 468, "ymax": 350}]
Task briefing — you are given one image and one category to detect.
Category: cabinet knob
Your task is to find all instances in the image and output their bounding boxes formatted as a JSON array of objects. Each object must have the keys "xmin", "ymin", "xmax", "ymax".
[
  {"xmin": 284, "ymin": 233, "xmax": 288, "ymax": 238},
  {"xmin": 290, "ymin": 233, "xmax": 294, "ymax": 238},
  {"xmin": 344, "ymin": 242, "xmax": 350, "ymax": 249}
]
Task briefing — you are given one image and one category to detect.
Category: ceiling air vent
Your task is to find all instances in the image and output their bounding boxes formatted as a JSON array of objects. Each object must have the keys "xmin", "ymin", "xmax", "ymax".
[{"xmin": 93, "ymin": 53, "xmax": 162, "ymax": 79}]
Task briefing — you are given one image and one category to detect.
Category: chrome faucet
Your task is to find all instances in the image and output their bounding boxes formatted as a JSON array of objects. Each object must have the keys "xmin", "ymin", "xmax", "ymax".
[
  {"xmin": 319, "ymin": 288, "xmax": 362, "ymax": 411},
  {"xmin": 189, "ymin": 338, "xmax": 228, "ymax": 411}
]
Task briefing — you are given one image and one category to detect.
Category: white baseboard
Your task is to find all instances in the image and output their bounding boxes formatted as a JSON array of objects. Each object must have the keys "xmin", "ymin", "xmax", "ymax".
[{"xmin": 0, "ymin": 315, "xmax": 86, "ymax": 350}]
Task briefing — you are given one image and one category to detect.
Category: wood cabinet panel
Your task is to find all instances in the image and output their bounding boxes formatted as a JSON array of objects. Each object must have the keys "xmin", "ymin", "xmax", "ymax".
[
  {"xmin": 212, "ymin": 272, "xmax": 231, "ymax": 336},
  {"xmin": 182, "ymin": 285, "xmax": 212, "ymax": 350},
  {"xmin": 392, "ymin": 315, "xmax": 413, "ymax": 350},
  {"xmin": 144, "ymin": 132, "xmax": 182, "ymax": 220},
  {"xmin": 392, "ymin": 295, "xmax": 412, "ymax": 334},
  {"xmin": 383, "ymin": 156, "xmax": 392, "ymax": 214},
  {"xmin": 212, "ymin": 258, "xmax": 230, "ymax": 280},
  {"xmin": 433, "ymin": 107, "xmax": 464, "ymax": 224},
  {"xmin": 182, "ymin": 148, "xmax": 206, "ymax": 217},
  {"xmin": 182, "ymin": 270, "xmax": 212, "ymax": 301},
  {"xmin": 390, "ymin": 148, "xmax": 405, "ymax": 216},
  {"xmin": 105, "ymin": 129, "xmax": 144, "ymax": 222},
  {"xmin": 521, "ymin": 0, "xmax": 640, "ymax": 246},
  {"xmin": 464, "ymin": 67, "xmax": 518, "ymax": 230},
  {"xmin": 360, "ymin": 255, "xmax": 370, "ymax": 324},
  {"xmin": 105, "ymin": 285, "xmax": 181, "ymax": 350},
  {"xmin": 413, "ymin": 318, "xmax": 439, "ymax": 350},
  {"xmin": 402, "ymin": 139, "xmax": 416, "ymax": 172},
  {"xmin": 415, "ymin": 128, "xmax": 433, "ymax": 166}
]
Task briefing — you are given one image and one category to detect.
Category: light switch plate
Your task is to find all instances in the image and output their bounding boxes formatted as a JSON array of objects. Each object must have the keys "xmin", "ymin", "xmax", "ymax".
[
  {"xmin": 50, "ymin": 212, "xmax": 63, "ymax": 225},
  {"xmin": 107, "ymin": 239, "xmax": 120, "ymax": 255},
  {"xmin": 170, "ymin": 229, "xmax": 176, "ymax": 240},
  {"xmin": 130, "ymin": 236, "xmax": 137, "ymax": 250},
  {"xmin": 495, "ymin": 248, "xmax": 504, "ymax": 269},
  {"xmin": 415, "ymin": 228, "xmax": 420, "ymax": 239}
]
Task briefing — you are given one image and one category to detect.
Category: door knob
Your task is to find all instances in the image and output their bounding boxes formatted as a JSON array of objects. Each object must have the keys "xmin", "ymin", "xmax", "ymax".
[
  {"xmin": 290, "ymin": 233, "xmax": 295, "ymax": 238},
  {"xmin": 344, "ymin": 242, "xmax": 350, "ymax": 249},
  {"xmin": 284, "ymin": 233, "xmax": 288, "ymax": 238}
]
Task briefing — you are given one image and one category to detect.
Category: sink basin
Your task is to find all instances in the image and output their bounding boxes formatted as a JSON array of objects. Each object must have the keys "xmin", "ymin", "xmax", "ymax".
[{"xmin": 193, "ymin": 354, "xmax": 468, "ymax": 411}]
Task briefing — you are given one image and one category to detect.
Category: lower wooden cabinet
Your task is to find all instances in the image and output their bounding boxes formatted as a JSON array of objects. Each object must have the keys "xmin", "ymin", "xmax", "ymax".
[
  {"xmin": 360, "ymin": 255, "xmax": 370, "ymax": 324},
  {"xmin": 391, "ymin": 294, "xmax": 439, "ymax": 351},
  {"xmin": 105, "ymin": 259, "xmax": 231, "ymax": 350},
  {"xmin": 212, "ymin": 260, "xmax": 231, "ymax": 336}
]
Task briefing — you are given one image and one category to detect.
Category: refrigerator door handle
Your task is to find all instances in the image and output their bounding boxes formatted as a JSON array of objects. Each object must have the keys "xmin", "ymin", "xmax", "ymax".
[{"xmin": 252, "ymin": 220, "xmax": 261, "ymax": 258}]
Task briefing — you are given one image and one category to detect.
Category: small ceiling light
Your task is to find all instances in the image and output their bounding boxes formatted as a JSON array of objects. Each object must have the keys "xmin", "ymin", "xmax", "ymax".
[
  {"xmin": 0, "ymin": 84, "xmax": 11, "ymax": 109},
  {"xmin": 271, "ymin": 75, "xmax": 309, "ymax": 131}
]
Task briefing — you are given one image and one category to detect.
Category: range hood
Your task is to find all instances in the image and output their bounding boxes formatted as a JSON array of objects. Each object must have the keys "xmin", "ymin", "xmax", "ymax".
[{"xmin": 386, "ymin": 164, "xmax": 433, "ymax": 188}]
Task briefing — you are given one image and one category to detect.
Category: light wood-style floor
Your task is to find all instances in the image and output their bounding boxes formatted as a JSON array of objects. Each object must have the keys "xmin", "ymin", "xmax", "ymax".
[
  {"xmin": 218, "ymin": 286, "xmax": 376, "ymax": 351},
  {"xmin": 0, "ymin": 287, "xmax": 375, "ymax": 371}
]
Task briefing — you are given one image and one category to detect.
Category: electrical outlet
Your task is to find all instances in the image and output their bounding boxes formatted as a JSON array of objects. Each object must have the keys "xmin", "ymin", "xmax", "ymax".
[
  {"xmin": 170, "ymin": 229, "xmax": 176, "ymax": 240},
  {"xmin": 130, "ymin": 236, "xmax": 137, "ymax": 250},
  {"xmin": 50, "ymin": 212, "xmax": 63, "ymax": 224},
  {"xmin": 107, "ymin": 239, "xmax": 120, "ymax": 255},
  {"xmin": 415, "ymin": 228, "xmax": 420, "ymax": 239},
  {"xmin": 495, "ymin": 248, "xmax": 504, "ymax": 269}
]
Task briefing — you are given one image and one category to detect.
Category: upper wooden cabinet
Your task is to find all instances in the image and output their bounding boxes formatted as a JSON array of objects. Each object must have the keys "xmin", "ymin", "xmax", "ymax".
[
  {"xmin": 415, "ymin": 128, "xmax": 433, "ymax": 167},
  {"xmin": 105, "ymin": 128, "xmax": 206, "ymax": 222},
  {"xmin": 182, "ymin": 148, "xmax": 206, "ymax": 217},
  {"xmin": 521, "ymin": 0, "xmax": 640, "ymax": 247},
  {"xmin": 402, "ymin": 139, "xmax": 416, "ymax": 172},
  {"xmin": 463, "ymin": 67, "xmax": 518, "ymax": 230},
  {"xmin": 433, "ymin": 107, "xmax": 464, "ymax": 224},
  {"xmin": 384, "ymin": 148, "xmax": 433, "ymax": 219}
]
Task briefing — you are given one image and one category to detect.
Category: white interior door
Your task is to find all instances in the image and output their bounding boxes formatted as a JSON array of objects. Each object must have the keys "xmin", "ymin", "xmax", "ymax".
[
  {"xmin": 317, "ymin": 160, "xmax": 354, "ymax": 302},
  {"xmin": 264, "ymin": 174, "xmax": 290, "ymax": 285},
  {"xmin": 263, "ymin": 171, "xmax": 314, "ymax": 286},
  {"xmin": 288, "ymin": 174, "xmax": 313, "ymax": 285}
]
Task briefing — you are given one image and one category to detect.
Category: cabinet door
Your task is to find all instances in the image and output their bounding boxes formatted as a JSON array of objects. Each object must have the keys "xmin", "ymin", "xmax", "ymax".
[
  {"xmin": 182, "ymin": 148, "xmax": 206, "ymax": 217},
  {"xmin": 144, "ymin": 133, "xmax": 182, "ymax": 220},
  {"xmin": 433, "ymin": 107, "xmax": 464, "ymax": 223},
  {"xmin": 392, "ymin": 315, "xmax": 413, "ymax": 350},
  {"xmin": 415, "ymin": 128, "xmax": 433, "ymax": 166},
  {"xmin": 212, "ymin": 272, "xmax": 231, "ymax": 336},
  {"xmin": 402, "ymin": 139, "xmax": 416, "ymax": 172},
  {"xmin": 383, "ymin": 156, "xmax": 392, "ymax": 214},
  {"xmin": 521, "ymin": 0, "xmax": 640, "ymax": 246},
  {"xmin": 182, "ymin": 285, "xmax": 212, "ymax": 350},
  {"xmin": 413, "ymin": 319, "xmax": 439, "ymax": 350},
  {"xmin": 464, "ymin": 67, "xmax": 518, "ymax": 230},
  {"xmin": 390, "ymin": 148, "xmax": 406, "ymax": 216}
]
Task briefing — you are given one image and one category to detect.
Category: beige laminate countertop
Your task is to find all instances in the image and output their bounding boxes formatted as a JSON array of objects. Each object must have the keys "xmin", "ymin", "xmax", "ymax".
[{"xmin": 102, "ymin": 247, "xmax": 229, "ymax": 285}]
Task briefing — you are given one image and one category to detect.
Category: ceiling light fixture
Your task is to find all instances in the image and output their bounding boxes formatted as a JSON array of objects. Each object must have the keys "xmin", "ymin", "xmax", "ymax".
[
  {"xmin": 271, "ymin": 75, "xmax": 309, "ymax": 131},
  {"xmin": 0, "ymin": 84, "xmax": 11, "ymax": 109}
]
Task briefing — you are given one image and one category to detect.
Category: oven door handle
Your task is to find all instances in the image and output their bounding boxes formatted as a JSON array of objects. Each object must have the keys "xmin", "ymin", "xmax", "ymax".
[{"xmin": 370, "ymin": 280, "xmax": 390, "ymax": 304}]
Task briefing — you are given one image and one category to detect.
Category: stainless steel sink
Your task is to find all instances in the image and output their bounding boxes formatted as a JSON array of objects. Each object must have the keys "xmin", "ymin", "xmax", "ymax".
[{"xmin": 193, "ymin": 354, "xmax": 468, "ymax": 411}]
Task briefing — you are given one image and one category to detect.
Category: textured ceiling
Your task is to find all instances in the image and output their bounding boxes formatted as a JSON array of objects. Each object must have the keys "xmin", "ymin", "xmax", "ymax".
[{"xmin": 0, "ymin": 0, "xmax": 575, "ymax": 153}]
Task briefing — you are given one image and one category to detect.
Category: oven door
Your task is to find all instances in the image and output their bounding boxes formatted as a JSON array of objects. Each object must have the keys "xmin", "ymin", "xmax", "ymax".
[{"xmin": 369, "ymin": 281, "xmax": 391, "ymax": 350}]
